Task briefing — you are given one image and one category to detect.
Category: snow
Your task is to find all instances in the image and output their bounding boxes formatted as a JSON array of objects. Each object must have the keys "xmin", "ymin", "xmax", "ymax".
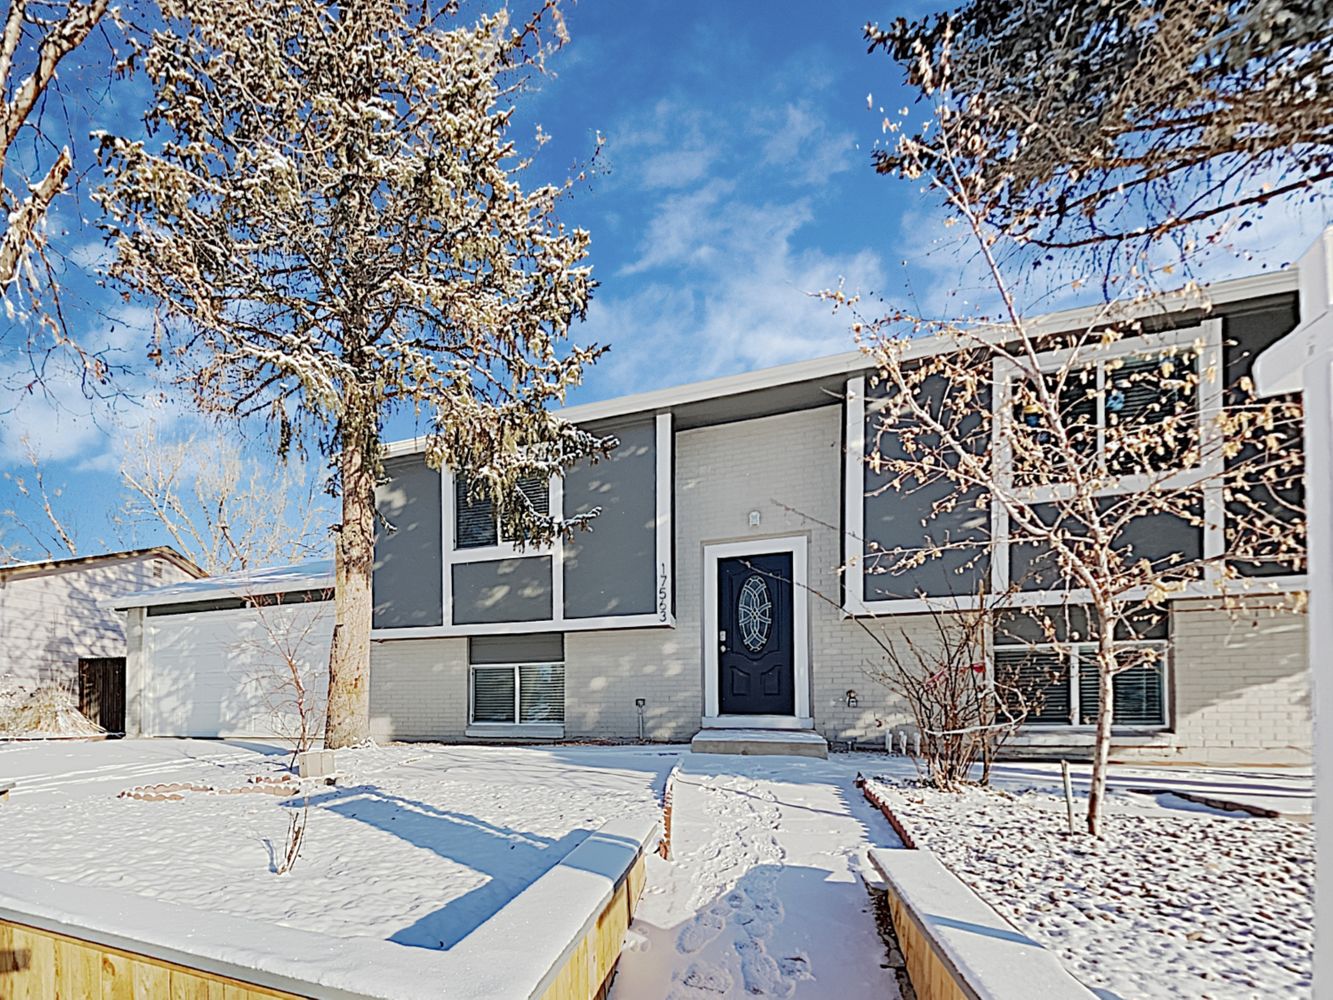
[
  {"xmin": 611, "ymin": 752, "xmax": 901, "ymax": 1000},
  {"xmin": 0, "ymin": 739, "xmax": 675, "ymax": 952},
  {"xmin": 865, "ymin": 761, "xmax": 1314, "ymax": 999},
  {"xmin": 105, "ymin": 558, "xmax": 334, "ymax": 610}
]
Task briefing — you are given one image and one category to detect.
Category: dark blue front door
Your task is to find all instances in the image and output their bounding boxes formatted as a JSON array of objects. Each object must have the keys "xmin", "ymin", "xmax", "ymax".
[{"xmin": 718, "ymin": 553, "xmax": 794, "ymax": 715}]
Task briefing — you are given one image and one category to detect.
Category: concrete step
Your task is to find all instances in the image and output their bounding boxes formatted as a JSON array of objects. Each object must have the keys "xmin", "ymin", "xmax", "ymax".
[{"xmin": 690, "ymin": 728, "xmax": 829, "ymax": 759}]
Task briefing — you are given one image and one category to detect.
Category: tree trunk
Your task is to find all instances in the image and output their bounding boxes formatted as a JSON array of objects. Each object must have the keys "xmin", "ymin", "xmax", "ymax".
[
  {"xmin": 1086, "ymin": 634, "xmax": 1116, "ymax": 837},
  {"xmin": 325, "ymin": 429, "xmax": 374, "ymax": 748}
]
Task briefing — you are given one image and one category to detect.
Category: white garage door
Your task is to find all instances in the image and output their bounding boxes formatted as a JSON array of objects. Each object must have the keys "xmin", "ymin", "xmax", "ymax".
[{"xmin": 144, "ymin": 602, "xmax": 333, "ymax": 738}]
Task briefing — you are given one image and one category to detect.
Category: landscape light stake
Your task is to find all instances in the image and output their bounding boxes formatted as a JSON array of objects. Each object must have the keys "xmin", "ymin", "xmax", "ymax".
[{"xmin": 1061, "ymin": 760, "xmax": 1075, "ymax": 837}]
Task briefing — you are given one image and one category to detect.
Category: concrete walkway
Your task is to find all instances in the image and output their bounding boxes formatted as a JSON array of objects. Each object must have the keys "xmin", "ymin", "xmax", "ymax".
[{"xmin": 611, "ymin": 752, "xmax": 900, "ymax": 1000}]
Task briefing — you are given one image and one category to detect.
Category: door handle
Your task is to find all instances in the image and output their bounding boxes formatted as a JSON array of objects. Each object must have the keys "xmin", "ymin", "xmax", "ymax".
[{"xmin": 719, "ymin": 630, "xmax": 727, "ymax": 653}]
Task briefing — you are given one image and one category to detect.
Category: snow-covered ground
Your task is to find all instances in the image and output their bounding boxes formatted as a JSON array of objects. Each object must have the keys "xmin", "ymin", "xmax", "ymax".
[
  {"xmin": 866, "ymin": 762, "xmax": 1314, "ymax": 1000},
  {"xmin": 612, "ymin": 753, "xmax": 901, "ymax": 1000},
  {"xmin": 0, "ymin": 739, "xmax": 676, "ymax": 949}
]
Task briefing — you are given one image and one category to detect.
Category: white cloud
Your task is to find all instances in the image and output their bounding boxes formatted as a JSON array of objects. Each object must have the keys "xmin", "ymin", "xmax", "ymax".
[
  {"xmin": 583, "ymin": 196, "xmax": 884, "ymax": 391},
  {"xmin": 760, "ymin": 102, "xmax": 855, "ymax": 186},
  {"xmin": 640, "ymin": 148, "xmax": 717, "ymax": 189}
]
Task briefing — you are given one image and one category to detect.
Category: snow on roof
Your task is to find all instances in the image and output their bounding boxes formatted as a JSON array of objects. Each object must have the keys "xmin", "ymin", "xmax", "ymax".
[{"xmin": 106, "ymin": 559, "xmax": 333, "ymax": 610}]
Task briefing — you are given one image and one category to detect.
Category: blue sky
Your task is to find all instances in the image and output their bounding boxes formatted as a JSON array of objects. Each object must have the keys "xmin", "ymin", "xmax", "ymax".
[{"xmin": 1, "ymin": 0, "xmax": 1326, "ymax": 561}]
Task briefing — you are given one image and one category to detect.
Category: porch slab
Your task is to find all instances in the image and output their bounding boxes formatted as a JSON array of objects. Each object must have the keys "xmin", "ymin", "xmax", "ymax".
[{"xmin": 690, "ymin": 728, "xmax": 829, "ymax": 759}]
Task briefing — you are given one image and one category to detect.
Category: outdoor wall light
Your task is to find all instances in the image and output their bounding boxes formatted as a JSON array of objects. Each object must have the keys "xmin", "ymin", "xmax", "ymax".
[
  {"xmin": 845, "ymin": 689, "xmax": 858, "ymax": 708},
  {"xmin": 748, "ymin": 509, "xmax": 762, "ymax": 528}
]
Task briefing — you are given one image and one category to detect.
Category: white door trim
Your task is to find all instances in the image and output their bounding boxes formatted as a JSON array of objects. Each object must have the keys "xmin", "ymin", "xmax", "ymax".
[{"xmin": 702, "ymin": 534, "xmax": 811, "ymax": 727}]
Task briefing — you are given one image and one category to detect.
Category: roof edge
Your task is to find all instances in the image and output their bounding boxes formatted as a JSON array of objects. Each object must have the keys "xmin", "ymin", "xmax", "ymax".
[
  {"xmin": 383, "ymin": 268, "xmax": 1299, "ymax": 459},
  {"xmin": 0, "ymin": 546, "xmax": 206, "ymax": 583}
]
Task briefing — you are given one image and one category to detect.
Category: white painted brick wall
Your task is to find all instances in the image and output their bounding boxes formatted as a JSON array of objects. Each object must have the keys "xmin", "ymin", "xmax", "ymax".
[
  {"xmin": 369, "ymin": 637, "xmax": 468, "ymax": 741},
  {"xmin": 1163, "ymin": 597, "xmax": 1310, "ymax": 762},
  {"xmin": 563, "ymin": 629, "xmax": 697, "ymax": 740}
]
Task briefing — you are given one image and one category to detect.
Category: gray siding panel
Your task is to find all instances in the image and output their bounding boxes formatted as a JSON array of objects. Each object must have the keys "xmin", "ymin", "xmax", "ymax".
[
  {"xmin": 562, "ymin": 419, "xmax": 658, "ymax": 618},
  {"xmin": 470, "ymin": 633, "xmax": 564, "ymax": 664},
  {"xmin": 1011, "ymin": 499, "xmax": 1204, "ymax": 591},
  {"xmin": 452, "ymin": 557, "xmax": 553, "ymax": 625},
  {"xmin": 373, "ymin": 456, "xmax": 443, "ymax": 628},
  {"xmin": 863, "ymin": 373, "xmax": 990, "ymax": 601},
  {"xmin": 1223, "ymin": 297, "xmax": 1303, "ymax": 576}
]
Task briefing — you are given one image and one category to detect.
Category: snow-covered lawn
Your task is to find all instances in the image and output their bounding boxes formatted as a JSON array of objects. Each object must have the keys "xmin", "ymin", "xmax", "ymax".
[
  {"xmin": 866, "ymin": 764, "xmax": 1314, "ymax": 1000},
  {"xmin": 0, "ymin": 739, "xmax": 676, "ymax": 950},
  {"xmin": 613, "ymin": 753, "xmax": 901, "ymax": 1000}
]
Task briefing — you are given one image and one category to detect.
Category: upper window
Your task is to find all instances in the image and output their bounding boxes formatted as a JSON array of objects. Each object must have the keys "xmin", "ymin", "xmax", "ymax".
[
  {"xmin": 454, "ymin": 474, "xmax": 550, "ymax": 550},
  {"xmin": 1013, "ymin": 347, "xmax": 1199, "ymax": 485}
]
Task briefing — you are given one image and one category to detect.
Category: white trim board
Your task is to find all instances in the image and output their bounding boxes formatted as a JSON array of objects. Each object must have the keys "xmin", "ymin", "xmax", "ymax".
[{"xmin": 701, "ymin": 534, "xmax": 812, "ymax": 726}]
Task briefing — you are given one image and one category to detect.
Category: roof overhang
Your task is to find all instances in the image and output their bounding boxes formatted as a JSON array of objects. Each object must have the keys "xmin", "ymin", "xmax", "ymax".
[
  {"xmin": 0, "ymin": 546, "xmax": 206, "ymax": 584},
  {"xmin": 384, "ymin": 268, "xmax": 1300, "ymax": 459},
  {"xmin": 105, "ymin": 560, "xmax": 334, "ymax": 611}
]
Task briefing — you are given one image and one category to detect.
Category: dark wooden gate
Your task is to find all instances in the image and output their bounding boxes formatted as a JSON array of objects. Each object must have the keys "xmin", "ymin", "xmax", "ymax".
[{"xmin": 78, "ymin": 657, "xmax": 126, "ymax": 735}]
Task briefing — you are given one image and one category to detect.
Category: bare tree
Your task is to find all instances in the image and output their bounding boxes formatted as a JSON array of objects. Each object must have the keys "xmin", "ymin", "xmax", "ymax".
[
  {"xmin": 868, "ymin": 1, "xmax": 1332, "ymax": 254},
  {"xmin": 235, "ymin": 590, "xmax": 332, "ymax": 764},
  {"xmin": 0, "ymin": 436, "xmax": 80, "ymax": 559},
  {"xmin": 831, "ymin": 249, "xmax": 1303, "ymax": 834},
  {"xmin": 865, "ymin": 594, "xmax": 1038, "ymax": 790},
  {"xmin": 850, "ymin": 0, "xmax": 1311, "ymax": 837},
  {"xmin": 96, "ymin": 0, "xmax": 607, "ymax": 748},
  {"xmin": 116, "ymin": 422, "xmax": 330, "ymax": 574},
  {"xmin": 0, "ymin": 0, "xmax": 109, "ymax": 292}
]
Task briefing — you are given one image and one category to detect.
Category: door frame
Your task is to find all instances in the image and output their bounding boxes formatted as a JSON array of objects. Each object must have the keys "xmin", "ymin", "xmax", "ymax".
[{"xmin": 701, "ymin": 534, "xmax": 812, "ymax": 729}]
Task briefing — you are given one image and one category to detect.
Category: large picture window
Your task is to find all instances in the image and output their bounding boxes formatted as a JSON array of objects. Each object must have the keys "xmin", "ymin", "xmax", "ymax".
[{"xmin": 993, "ymin": 607, "xmax": 1169, "ymax": 729}]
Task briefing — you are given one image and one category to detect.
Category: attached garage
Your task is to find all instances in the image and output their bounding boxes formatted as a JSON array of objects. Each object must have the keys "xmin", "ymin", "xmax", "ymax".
[{"xmin": 111, "ymin": 562, "xmax": 333, "ymax": 739}]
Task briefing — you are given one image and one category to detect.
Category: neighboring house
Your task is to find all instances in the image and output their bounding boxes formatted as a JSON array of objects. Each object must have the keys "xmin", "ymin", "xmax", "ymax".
[
  {"xmin": 113, "ymin": 256, "xmax": 1317, "ymax": 763},
  {"xmin": 0, "ymin": 548, "xmax": 204, "ymax": 731}
]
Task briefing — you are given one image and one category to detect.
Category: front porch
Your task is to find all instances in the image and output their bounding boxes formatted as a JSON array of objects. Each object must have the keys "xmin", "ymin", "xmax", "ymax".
[{"xmin": 690, "ymin": 727, "xmax": 829, "ymax": 758}]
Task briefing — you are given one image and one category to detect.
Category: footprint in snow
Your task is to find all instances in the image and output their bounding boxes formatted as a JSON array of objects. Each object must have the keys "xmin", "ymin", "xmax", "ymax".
[
  {"xmin": 677, "ymin": 904, "xmax": 727, "ymax": 954},
  {"xmin": 668, "ymin": 962, "xmax": 734, "ymax": 997},
  {"xmin": 736, "ymin": 937, "xmax": 796, "ymax": 998}
]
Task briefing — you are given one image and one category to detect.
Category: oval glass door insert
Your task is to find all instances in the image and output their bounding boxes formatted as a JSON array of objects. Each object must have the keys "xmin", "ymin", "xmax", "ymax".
[{"xmin": 737, "ymin": 574, "xmax": 773, "ymax": 652}]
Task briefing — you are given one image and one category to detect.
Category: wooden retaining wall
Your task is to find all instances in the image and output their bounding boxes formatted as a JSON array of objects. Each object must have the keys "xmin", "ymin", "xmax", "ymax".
[
  {"xmin": 1, "ymin": 840, "xmax": 651, "ymax": 1000},
  {"xmin": 0, "ymin": 918, "xmax": 300, "ymax": 999},
  {"xmin": 881, "ymin": 883, "xmax": 973, "ymax": 1000},
  {"xmin": 537, "ymin": 849, "xmax": 647, "ymax": 1000}
]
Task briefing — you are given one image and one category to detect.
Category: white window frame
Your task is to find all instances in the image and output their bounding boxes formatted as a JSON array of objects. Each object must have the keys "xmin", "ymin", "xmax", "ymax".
[
  {"xmin": 842, "ymin": 321, "xmax": 1308, "ymax": 615},
  {"xmin": 991, "ymin": 637, "xmax": 1171, "ymax": 732},
  {"xmin": 467, "ymin": 660, "xmax": 565, "ymax": 739},
  {"xmin": 373, "ymin": 412, "xmax": 675, "ymax": 638}
]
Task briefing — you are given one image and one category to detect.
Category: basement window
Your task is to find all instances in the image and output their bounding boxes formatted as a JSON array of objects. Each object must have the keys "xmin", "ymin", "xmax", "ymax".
[{"xmin": 467, "ymin": 634, "xmax": 565, "ymax": 731}]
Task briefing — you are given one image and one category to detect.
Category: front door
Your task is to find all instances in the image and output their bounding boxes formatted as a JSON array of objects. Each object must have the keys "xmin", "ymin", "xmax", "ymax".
[{"xmin": 717, "ymin": 553, "xmax": 794, "ymax": 715}]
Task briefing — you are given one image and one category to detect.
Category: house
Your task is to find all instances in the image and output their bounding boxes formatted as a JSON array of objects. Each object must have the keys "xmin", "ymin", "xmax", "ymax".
[
  {"xmin": 0, "ymin": 548, "xmax": 204, "ymax": 732},
  {"xmin": 1253, "ymin": 228, "xmax": 1330, "ymax": 997},
  {"xmin": 112, "ymin": 258, "xmax": 1315, "ymax": 763}
]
